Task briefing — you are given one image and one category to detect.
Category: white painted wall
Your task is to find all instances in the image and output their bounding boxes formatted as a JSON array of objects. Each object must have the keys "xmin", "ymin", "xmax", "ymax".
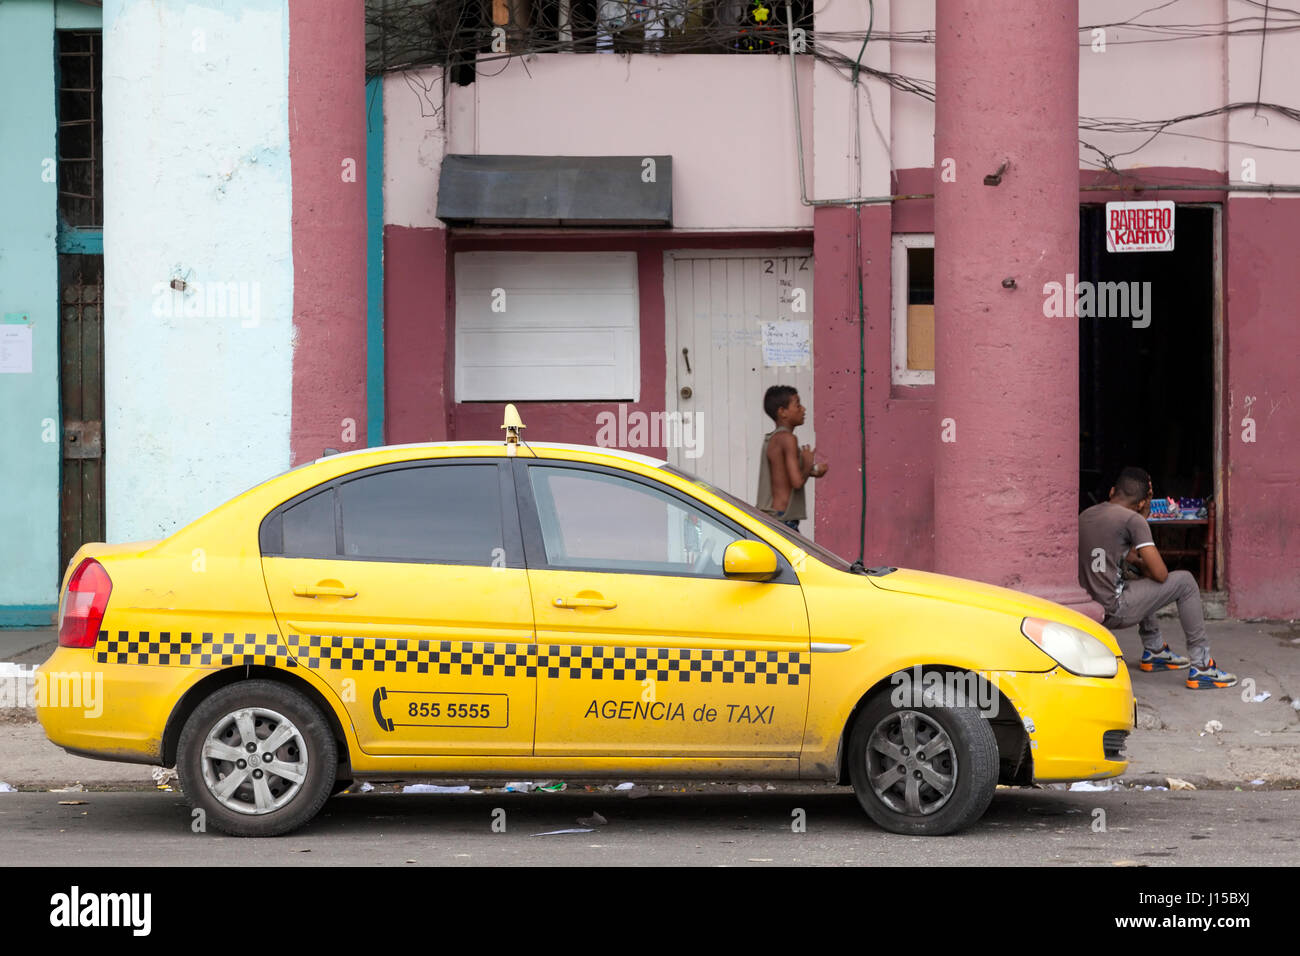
[
  {"xmin": 384, "ymin": 68, "xmax": 448, "ymax": 230},
  {"xmin": 889, "ymin": 0, "xmax": 1298, "ymax": 178},
  {"xmin": 385, "ymin": 55, "xmax": 815, "ymax": 230},
  {"xmin": 103, "ymin": 0, "xmax": 294, "ymax": 541},
  {"xmin": 385, "ymin": 0, "xmax": 1299, "ymax": 229}
]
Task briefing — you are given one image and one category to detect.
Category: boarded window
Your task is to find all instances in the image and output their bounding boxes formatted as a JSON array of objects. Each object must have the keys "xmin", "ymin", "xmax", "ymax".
[
  {"xmin": 906, "ymin": 246, "xmax": 934, "ymax": 371},
  {"xmin": 454, "ymin": 251, "xmax": 639, "ymax": 401}
]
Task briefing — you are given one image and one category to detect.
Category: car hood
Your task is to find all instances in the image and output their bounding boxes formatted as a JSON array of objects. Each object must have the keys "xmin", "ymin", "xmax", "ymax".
[{"xmin": 866, "ymin": 568, "xmax": 1121, "ymax": 655}]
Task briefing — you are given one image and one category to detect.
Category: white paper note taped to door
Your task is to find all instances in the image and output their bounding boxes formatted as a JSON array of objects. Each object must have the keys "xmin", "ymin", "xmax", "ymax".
[
  {"xmin": 0, "ymin": 326, "xmax": 33, "ymax": 374},
  {"xmin": 761, "ymin": 321, "xmax": 810, "ymax": 368}
]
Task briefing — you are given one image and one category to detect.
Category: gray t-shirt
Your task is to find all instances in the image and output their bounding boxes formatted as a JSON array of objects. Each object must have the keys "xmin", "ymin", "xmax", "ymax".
[{"xmin": 1078, "ymin": 501, "xmax": 1155, "ymax": 615}]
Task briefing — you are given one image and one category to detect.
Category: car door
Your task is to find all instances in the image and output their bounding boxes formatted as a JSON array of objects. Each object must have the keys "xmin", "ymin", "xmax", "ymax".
[
  {"xmin": 516, "ymin": 458, "xmax": 810, "ymax": 759},
  {"xmin": 260, "ymin": 458, "xmax": 535, "ymax": 757}
]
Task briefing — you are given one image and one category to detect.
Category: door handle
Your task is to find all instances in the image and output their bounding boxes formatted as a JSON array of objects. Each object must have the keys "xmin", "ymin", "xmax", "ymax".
[
  {"xmin": 293, "ymin": 584, "xmax": 357, "ymax": 599},
  {"xmin": 553, "ymin": 596, "xmax": 618, "ymax": 610}
]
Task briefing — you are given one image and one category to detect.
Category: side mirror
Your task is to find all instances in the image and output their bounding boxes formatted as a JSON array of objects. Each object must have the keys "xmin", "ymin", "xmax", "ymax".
[{"xmin": 723, "ymin": 540, "xmax": 778, "ymax": 582}]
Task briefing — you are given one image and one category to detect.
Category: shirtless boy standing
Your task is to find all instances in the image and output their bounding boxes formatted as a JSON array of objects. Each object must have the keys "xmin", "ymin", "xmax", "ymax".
[{"xmin": 756, "ymin": 385, "xmax": 828, "ymax": 532}]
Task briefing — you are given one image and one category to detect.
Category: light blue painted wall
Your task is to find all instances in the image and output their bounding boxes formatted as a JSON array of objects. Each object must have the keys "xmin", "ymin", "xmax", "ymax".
[
  {"xmin": 54, "ymin": 0, "xmax": 101, "ymax": 28},
  {"xmin": 0, "ymin": 1, "xmax": 62, "ymax": 619},
  {"xmin": 103, "ymin": 0, "xmax": 294, "ymax": 541}
]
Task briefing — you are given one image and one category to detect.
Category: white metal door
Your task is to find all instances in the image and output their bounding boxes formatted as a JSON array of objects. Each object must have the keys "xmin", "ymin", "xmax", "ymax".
[{"xmin": 664, "ymin": 251, "xmax": 815, "ymax": 537}]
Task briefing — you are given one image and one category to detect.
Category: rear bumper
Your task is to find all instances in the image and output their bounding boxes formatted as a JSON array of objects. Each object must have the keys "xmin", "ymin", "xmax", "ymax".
[
  {"xmin": 997, "ymin": 663, "xmax": 1135, "ymax": 781},
  {"xmin": 35, "ymin": 645, "xmax": 198, "ymax": 765}
]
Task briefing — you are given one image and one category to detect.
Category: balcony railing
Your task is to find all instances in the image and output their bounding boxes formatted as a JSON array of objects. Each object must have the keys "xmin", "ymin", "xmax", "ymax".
[{"xmin": 367, "ymin": 0, "xmax": 814, "ymax": 77}]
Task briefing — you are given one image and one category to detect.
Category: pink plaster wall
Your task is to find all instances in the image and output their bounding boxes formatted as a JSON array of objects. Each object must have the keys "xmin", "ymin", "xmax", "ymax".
[
  {"xmin": 811, "ymin": 205, "xmax": 935, "ymax": 569},
  {"xmin": 932, "ymin": 0, "xmax": 1093, "ymax": 613},
  {"xmin": 289, "ymin": 0, "xmax": 368, "ymax": 465},
  {"xmin": 384, "ymin": 225, "xmax": 451, "ymax": 444},
  {"xmin": 1224, "ymin": 197, "xmax": 1300, "ymax": 619}
]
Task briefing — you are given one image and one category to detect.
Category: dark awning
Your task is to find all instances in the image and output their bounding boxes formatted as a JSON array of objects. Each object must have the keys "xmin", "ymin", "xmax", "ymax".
[{"xmin": 437, "ymin": 154, "xmax": 673, "ymax": 226}]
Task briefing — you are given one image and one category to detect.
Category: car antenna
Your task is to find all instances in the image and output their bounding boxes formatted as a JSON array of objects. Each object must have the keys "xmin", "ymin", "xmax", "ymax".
[{"xmin": 502, "ymin": 403, "xmax": 525, "ymax": 457}]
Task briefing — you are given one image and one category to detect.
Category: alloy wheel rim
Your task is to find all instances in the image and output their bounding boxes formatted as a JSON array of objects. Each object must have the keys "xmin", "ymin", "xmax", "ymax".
[
  {"xmin": 866, "ymin": 710, "xmax": 958, "ymax": 816},
  {"xmin": 200, "ymin": 706, "xmax": 308, "ymax": 815}
]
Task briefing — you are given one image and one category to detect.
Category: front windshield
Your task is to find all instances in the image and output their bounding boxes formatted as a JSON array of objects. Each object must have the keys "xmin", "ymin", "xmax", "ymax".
[{"xmin": 662, "ymin": 465, "xmax": 854, "ymax": 573}]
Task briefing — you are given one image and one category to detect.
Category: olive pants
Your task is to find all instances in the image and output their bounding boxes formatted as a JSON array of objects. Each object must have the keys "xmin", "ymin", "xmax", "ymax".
[{"xmin": 1103, "ymin": 569, "xmax": 1211, "ymax": 668}]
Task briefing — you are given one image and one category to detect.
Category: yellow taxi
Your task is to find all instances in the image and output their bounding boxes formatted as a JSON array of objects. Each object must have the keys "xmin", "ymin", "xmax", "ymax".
[{"xmin": 38, "ymin": 410, "xmax": 1134, "ymax": 837}]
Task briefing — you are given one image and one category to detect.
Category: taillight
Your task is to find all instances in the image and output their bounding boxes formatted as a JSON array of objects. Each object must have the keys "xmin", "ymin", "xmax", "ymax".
[{"xmin": 58, "ymin": 558, "xmax": 112, "ymax": 648}]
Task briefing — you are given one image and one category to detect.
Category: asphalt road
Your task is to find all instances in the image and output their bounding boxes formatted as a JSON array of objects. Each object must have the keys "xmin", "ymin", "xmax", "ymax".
[{"xmin": 1, "ymin": 785, "xmax": 1295, "ymax": 866}]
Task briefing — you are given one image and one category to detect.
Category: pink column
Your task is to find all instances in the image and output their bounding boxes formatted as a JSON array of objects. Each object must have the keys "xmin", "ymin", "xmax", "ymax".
[
  {"xmin": 288, "ymin": 0, "xmax": 367, "ymax": 465},
  {"xmin": 933, "ymin": 0, "xmax": 1099, "ymax": 617}
]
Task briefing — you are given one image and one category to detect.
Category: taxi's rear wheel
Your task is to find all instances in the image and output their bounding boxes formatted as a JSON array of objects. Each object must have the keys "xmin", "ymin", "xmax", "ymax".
[
  {"xmin": 847, "ymin": 688, "xmax": 997, "ymax": 836},
  {"xmin": 177, "ymin": 680, "xmax": 336, "ymax": 837}
]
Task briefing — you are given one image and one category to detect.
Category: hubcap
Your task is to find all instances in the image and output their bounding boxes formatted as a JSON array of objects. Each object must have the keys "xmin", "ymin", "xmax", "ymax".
[
  {"xmin": 200, "ymin": 707, "xmax": 308, "ymax": 815},
  {"xmin": 865, "ymin": 710, "xmax": 958, "ymax": 816}
]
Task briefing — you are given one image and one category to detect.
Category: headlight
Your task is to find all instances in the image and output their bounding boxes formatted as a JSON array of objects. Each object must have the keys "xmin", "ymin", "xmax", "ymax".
[{"xmin": 1020, "ymin": 617, "xmax": 1118, "ymax": 677}]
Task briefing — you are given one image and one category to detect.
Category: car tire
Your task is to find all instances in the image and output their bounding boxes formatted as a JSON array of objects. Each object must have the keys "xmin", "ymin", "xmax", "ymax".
[
  {"xmin": 177, "ymin": 680, "xmax": 337, "ymax": 837},
  {"xmin": 847, "ymin": 682, "xmax": 998, "ymax": 836}
]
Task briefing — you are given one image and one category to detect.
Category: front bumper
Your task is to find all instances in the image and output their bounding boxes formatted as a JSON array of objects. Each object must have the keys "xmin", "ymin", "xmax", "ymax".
[{"xmin": 995, "ymin": 662, "xmax": 1135, "ymax": 781}]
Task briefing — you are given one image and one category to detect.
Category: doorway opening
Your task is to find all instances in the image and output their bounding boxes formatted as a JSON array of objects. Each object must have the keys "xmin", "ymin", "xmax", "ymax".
[{"xmin": 1078, "ymin": 204, "xmax": 1219, "ymax": 589}]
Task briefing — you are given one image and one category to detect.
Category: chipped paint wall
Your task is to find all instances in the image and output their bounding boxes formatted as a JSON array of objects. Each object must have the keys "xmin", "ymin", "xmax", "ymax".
[
  {"xmin": 102, "ymin": 0, "xmax": 293, "ymax": 541},
  {"xmin": 0, "ymin": 0, "xmax": 61, "ymax": 620}
]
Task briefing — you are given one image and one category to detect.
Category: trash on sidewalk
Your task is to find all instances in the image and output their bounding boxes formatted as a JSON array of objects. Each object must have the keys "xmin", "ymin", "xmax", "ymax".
[
  {"xmin": 737, "ymin": 784, "xmax": 764, "ymax": 793},
  {"xmin": 152, "ymin": 767, "xmax": 178, "ymax": 790},
  {"xmin": 504, "ymin": 782, "xmax": 536, "ymax": 793},
  {"xmin": 531, "ymin": 828, "xmax": 593, "ymax": 836},
  {"xmin": 0, "ymin": 783, "xmax": 15, "ymax": 793},
  {"xmin": 576, "ymin": 811, "xmax": 607, "ymax": 827},
  {"xmin": 536, "ymin": 782, "xmax": 566, "ymax": 793},
  {"xmin": 1251, "ymin": 691, "xmax": 1271, "ymax": 703},
  {"xmin": 1250, "ymin": 778, "xmax": 1266, "ymax": 785},
  {"xmin": 1166, "ymin": 777, "xmax": 1197, "ymax": 791},
  {"xmin": 1068, "ymin": 779, "xmax": 1120, "ymax": 792},
  {"xmin": 49, "ymin": 783, "xmax": 85, "ymax": 793},
  {"xmin": 358, "ymin": 781, "xmax": 374, "ymax": 793},
  {"xmin": 57, "ymin": 800, "xmax": 88, "ymax": 806},
  {"xmin": 615, "ymin": 782, "xmax": 635, "ymax": 790},
  {"xmin": 1202, "ymin": 719, "xmax": 1223, "ymax": 735},
  {"xmin": 402, "ymin": 784, "xmax": 470, "ymax": 794}
]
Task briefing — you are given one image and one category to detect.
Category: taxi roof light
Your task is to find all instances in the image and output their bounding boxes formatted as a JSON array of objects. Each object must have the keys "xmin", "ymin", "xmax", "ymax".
[{"xmin": 502, "ymin": 403, "xmax": 526, "ymax": 453}]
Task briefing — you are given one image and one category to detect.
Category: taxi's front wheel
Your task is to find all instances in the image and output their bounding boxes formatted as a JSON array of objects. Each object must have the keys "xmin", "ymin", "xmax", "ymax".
[
  {"xmin": 847, "ymin": 689, "xmax": 998, "ymax": 836},
  {"xmin": 177, "ymin": 680, "xmax": 337, "ymax": 837}
]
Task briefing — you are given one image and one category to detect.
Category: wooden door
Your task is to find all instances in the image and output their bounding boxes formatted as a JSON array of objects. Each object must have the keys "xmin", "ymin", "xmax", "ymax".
[{"xmin": 664, "ymin": 251, "xmax": 816, "ymax": 536}]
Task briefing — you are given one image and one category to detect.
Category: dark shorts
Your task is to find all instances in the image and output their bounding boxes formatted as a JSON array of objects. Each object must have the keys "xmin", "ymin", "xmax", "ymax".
[{"xmin": 771, "ymin": 510, "xmax": 800, "ymax": 532}]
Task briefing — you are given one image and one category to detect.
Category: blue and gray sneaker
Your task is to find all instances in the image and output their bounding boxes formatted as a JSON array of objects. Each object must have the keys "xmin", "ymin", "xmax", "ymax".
[
  {"xmin": 1186, "ymin": 659, "xmax": 1238, "ymax": 689},
  {"xmin": 1139, "ymin": 644, "xmax": 1191, "ymax": 672}
]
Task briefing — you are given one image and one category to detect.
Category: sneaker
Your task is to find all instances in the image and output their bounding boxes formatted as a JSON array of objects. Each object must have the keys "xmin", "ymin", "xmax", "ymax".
[
  {"xmin": 1186, "ymin": 659, "xmax": 1238, "ymax": 689},
  {"xmin": 1139, "ymin": 644, "xmax": 1191, "ymax": 672}
]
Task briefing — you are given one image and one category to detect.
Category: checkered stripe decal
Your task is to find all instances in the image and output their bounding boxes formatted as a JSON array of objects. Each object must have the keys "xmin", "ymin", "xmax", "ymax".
[
  {"xmin": 95, "ymin": 631, "xmax": 810, "ymax": 684},
  {"xmin": 285, "ymin": 635, "xmax": 535, "ymax": 676},
  {"xmin": 283, "ymin": 638, "xmax": 807, "ymax": 684},
  {"xmin": 533, "ymin": 645, "xmax": 809, "ymax": 685},
  {"xmin": 94, "ymin": 630, "xmax": 292, "ymax": 668}
]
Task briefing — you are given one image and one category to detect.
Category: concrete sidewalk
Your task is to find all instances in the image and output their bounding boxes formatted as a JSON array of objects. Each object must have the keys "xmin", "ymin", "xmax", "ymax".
[{"xmin": 2, "ymin": 620, "xmax": 1298, "ymax": 791}]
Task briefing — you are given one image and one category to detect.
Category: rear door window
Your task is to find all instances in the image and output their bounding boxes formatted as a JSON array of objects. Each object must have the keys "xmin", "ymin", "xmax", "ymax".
[{"xmin": 338, "ymin": 464, "xmax": 503, "ymax": 565}]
